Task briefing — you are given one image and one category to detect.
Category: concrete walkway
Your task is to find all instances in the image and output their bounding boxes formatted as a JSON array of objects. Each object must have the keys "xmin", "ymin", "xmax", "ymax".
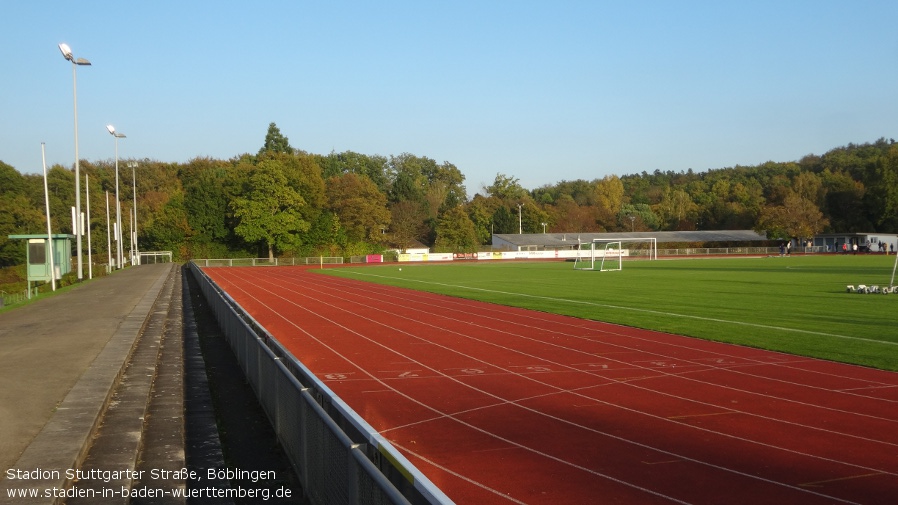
[{"xmin": 0, "ymin": 264, "xmax": 174, "ymax": 494}]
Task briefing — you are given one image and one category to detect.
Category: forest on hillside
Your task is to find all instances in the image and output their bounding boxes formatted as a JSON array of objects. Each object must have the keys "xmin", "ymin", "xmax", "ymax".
[{"xmin": 2, "ymin": 123, "xmax": 898, "ymax": 267}]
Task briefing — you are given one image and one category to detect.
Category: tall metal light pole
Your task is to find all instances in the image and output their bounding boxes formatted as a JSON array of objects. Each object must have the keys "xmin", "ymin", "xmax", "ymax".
[
  {"xmin": 106, "ymin": 125, "xmax": 126, "ymax": 269},
  {"xmin": 85, "ymin": 174, "xmax": 92, "ymax": 279},
  {"xmin": 105, "ymin": 191, "xmax": 112, "ymax": 273},
  {"xmin": 128, "ymin": 161, "xmax": 139, "ymax": 265},
  {"xmin": 517, "ymin": 204, "xmax": 523, "ymax": 234},
  {"xmin": 41, "ymin": 143, "xmax": 56, "ymax": 292},
  {"xmin": 58, "ymin": 43, "xmax": 91, "ymax": 281}
]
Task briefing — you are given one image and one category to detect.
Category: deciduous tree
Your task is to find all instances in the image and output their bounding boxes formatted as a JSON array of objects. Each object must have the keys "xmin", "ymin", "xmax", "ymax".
[
  {"xmin": 389, "ymin": 200, "xmax": 427, "ymax": 252},
  {"xmin": 594, "ymin": 175, "xmax": 624, "ymax": 226},
  {"xmin": 231, "ymin": 161, "xmax": 308, "ymax": 261},
  {"xmin": 434, "ymin": 206, "xmax": 477, "ymax": 252},
  {"xmin": 492, "ymin": 205, "xmax": 517, "ymax": 234},
  {"xmin": 756, "ymin": 193, "xmax": 828, "ymax": 240},
  {"xmin": 325, "ymin": 173, "xmax": 390, "ymax": 243},
  {"xmin": 485, "ymin": 173, "xmax": 527, "ymax": 201},
  {"xmin": 142, "ymin": 192, "xmax": 192, "ymax": 260}
]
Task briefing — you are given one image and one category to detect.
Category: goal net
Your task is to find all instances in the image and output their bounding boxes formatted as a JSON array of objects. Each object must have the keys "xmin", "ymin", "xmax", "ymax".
[{"xmin": 573, "ymin": 238, "xmax": 657, "ymax": 271}]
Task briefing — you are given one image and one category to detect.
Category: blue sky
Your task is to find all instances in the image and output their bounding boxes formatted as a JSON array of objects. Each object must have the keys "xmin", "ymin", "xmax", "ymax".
[{"xmin": 3, "ymin": 1, "xmax": 897, "ymax": 192}]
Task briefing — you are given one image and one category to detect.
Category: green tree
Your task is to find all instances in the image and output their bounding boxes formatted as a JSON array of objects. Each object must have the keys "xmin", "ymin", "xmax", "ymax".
[
  {"xmin": 321, "ymin": 151, "xmax": 389, "ymax": 193},
  {"xmin": 0, "ymin": 163, "xmax": 46, "ymax": 265},
  {"xmin": 304, "ymin": 211, "xmax": 342, "ymax": 256},
  {"xmin": 869, "ymin": 144, "xmax": 898, "ymax": 232},
  {"xmin": 548, "ymin": 194, "xmax": 601, "ymax": 232},
  {"xmin": 0, "ymin": 194, "xmax": 45, "ymax": 266},
  {"xmin": 656, "ymin": 187, "xmax": 698, "ymax": 230},
  {"xmin": 467, "ymin": 195, "xmax": 495, "ymax": 244},
  {"xmin": 792, "ymin": 171, "xmax": 825, "ymax": 204},
  {"xmin": 756, "ymin": 193, "xmax": 828, "ymax": 240},
  {"xmin": 423, "ymin": 161, "xmax": 467, "ymax": 212},
  {"xmin": 258, "ymin": 122, "xmax": 293, "ymax": 156},
  {"xmin": 276, "ymin": 152, "xmax": 326, "ymax": 234},
  {"xmin": 183, "ymin": 161, "xmax": 235, "ymax": 256},
  {"xmin": 231, "ymin": 161, "xmax": 309, "ymax": 261},
  {"xmin": 386, "ymin": 153, "xmax": 430, "ymax": 203},
  {"xmin": 389, "ymin": 200, "xmax": 427, "ymax": 252},
  {"xmin": 594, "ymin": 175, "xmax": 624, "ymax": 227},
  {"xmin": 520, "ymin": 201, "xmax": 550, "ymax": 234},
  {"xmin": 0, "ymin": 161, "xmax": 25, "ymax": 196},
  {"xmin": 485, "ymin": 173, "xmax": 527, "ymax": 201},
  {"xmin": 492, "ymin": 205, "xmax": 517, "ymax": 234},
  {"xmin": 325, "ymin": 173, "xmax": 391, "ymax": 244},
  {"xmin": 619, "ymin": 203, "xmax": 659, "ymax": 231},
  {"xmin": 142, "ymin": 192, "xmax": 192, "ymax": 260},
  {"xmin": 822, "ymin": 170, "xmax": 868, "ymax": 232},
  {"xmin": 434, "ymin": 206, "xmax": 477, "ymax": 252}
]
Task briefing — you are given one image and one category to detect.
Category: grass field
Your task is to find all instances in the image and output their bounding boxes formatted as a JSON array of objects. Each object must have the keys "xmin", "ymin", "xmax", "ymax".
[{"xmin": 319, "ymin": 255, "xmax": 898, "ymax": 372}]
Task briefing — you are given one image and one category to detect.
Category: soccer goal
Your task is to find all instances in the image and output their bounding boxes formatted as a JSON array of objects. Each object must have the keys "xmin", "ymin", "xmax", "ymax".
[{"xmin": 573, "ymin": 238, "xmax": 657, "ymax": 271}]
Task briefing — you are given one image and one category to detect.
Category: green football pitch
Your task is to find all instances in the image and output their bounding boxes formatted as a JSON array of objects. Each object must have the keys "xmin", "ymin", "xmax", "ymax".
[{"xmin": 320, "ymin": 255, "xmax": 898, "ymax": 372}]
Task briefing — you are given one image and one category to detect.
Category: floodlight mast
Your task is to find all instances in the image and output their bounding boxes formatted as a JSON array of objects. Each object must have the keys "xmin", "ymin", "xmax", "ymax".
[
  {"xmin": 128, "ymin": 161, "xmax": 138, "ymax": 265},
  {"xmin": 890, "ymin": 249, "xmax": 898, "ymax": 288},
  {"xmin": 41, "ymin": 143, "xmax": 56, "ymax": 291},
  {"xmin": 107, "ymin": 125, "xmax": 126, "ymax": 269},
  {"xmin": 59, "ymin": 43, "xmax": 91, "ymax": 280}
]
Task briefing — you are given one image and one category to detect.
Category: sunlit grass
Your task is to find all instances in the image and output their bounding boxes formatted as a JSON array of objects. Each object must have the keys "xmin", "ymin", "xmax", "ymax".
[{"xmin": 320, "ymin": 255, "xmax": 898, "ymax": 371}]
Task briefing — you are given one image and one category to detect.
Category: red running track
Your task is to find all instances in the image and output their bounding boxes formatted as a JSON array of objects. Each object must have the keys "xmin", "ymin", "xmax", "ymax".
[{"xmin": 204, "ymin": 266, "xmax": 898, "ymax": 504}]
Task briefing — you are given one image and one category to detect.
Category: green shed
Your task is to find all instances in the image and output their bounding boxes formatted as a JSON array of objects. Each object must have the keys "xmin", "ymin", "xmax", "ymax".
[{"xmin": 7, "ymin": 234, "xmax": 74, "ymax": 285}]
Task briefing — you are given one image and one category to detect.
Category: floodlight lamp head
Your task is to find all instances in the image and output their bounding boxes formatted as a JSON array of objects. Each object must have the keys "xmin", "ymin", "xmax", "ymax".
[
  {"xmin": 107, "ymin": 125, "xmax": 126, "ymax": 139},
  {"xmin": 58, "ymin": 43, "xmax": 73, "ymax": 61}
]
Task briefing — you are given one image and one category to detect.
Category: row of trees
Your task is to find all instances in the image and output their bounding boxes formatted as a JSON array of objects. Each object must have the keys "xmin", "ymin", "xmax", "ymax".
[{"xmin": 2, "ymin": 123, "xmax": 898, "ymax": 267}]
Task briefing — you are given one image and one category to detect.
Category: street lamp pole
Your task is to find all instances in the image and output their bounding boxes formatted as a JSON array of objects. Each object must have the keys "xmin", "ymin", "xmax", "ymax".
[
  {"xmin": 106, "ymin": 125, "xmax": 125, "ymax": 269},
  {"xmin": 129, "ymin": 161, "xmax": 138, "ymax": 265},
  {"xmin": 86, "ymin": 174, "xmax": 92, "ymax": 279},
  {"xmin": 58, "ymin": 43, "xmax": 91, "ymax": 281},
  {"xmin": 105, "ymin": 191, "xmax": 112, "ymax": 273},
  {"xmin": 517, "ymin": 204, "xmax": 523, "ymax": 234},
  {"xmin": 41, "ymin": 143, "xmax": 56, "ymax": 292}
]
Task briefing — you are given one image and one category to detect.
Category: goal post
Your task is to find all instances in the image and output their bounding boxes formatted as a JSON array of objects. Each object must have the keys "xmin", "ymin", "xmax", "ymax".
[{"xmin": 573, "ymin": 238, "xmax": 657, "ymax": 271}]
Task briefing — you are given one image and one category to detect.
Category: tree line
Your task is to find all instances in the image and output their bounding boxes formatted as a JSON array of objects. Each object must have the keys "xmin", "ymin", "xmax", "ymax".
[{"xmin": 2, "ymin": 123, "xmax": 898, "ymax": 267}]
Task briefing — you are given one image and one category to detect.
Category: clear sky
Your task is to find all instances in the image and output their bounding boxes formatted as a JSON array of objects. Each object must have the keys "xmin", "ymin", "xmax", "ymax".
[{"xmin": 4, "ymin": 1, "xmax": 897, "ymax": 192}]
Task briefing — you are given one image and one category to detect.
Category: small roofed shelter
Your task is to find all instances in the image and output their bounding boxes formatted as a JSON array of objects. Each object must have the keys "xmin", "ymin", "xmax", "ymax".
[{"xmin": 7, "ymin": 234, "xmax": 74, "ymax": 295}]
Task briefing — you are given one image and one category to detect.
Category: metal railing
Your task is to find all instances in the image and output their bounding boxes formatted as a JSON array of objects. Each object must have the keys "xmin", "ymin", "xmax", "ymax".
[
  {"xmin": 656, "ymin": 246, "xmax": 828, "ymax": 256},
  {"xmin": 1, "ymin": 289, "xmax": 25, "ymax": 307},
  {"xmin": 193, "ymin": 257, "xmax": 344, "ymax": 267},
  {"xmin": 187, "ymin": 261, "xmax": 451, "ymax": 505},
  {"xmin": 138, "ymin": 251, "xmax": 173, "ymax": 264}
]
